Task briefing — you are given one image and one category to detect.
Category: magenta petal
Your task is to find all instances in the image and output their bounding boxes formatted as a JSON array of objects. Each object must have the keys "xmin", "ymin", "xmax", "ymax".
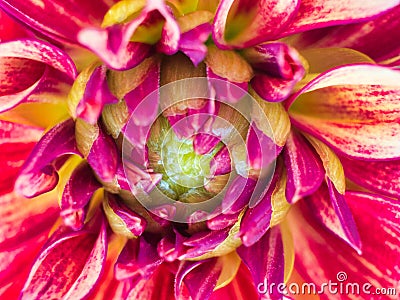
[
  {"xmin": 340, "ymin": 155, "xmax": 400, "ymax": 199},
  {"xmin": 222, "ymin": 175, "xmax": 256, "ymax": 215},
  {"xmin": 107, "ymin": 194, "xmax": 147, "ymax": 236},
  {"xmin": 193, "ymin": 133, "xmax": 220, "ymax": 155},
  {"xmin": 283, "ymin": 130, "xmax": 324, "ymax": 203},
  {"xmin": 115, "ymin": 237, "xmax": 163, "ymax": 281},
  {"xmin": 207, "ymin": 212, "xmax": 240, "ymax": 230},
  {"xmin": 206, "ymin": 66, "xmax": 248, "ymax": 103},
  {"xmin": 281, "ymin": 0, "xmax": 400, "ymax": 37},
  {"xmin": 304, "ymin": 182, "xmax": 362, "ymax": 254},
  {"xmin": 78, "ymin": 25, "xmax": 152, "ymax": 70},
  {"xmin": 0, "ymin": 0, "xmax": 111, "ymax": 44},
  {"xmin": 251, "ymin": 74, "xmax": 300, "ymax": 102},
  {"xmin": 246, "ymin": 122, "xmax": 280, "ymax": 170},
  {"xmin": 291, "ymin": 191, "xmax": 400, "ymax": 293},
  {"xmin": 61, "ymin": 162, "xmax": 101, "ymax": 230},
  {"xmin": 15, "ymin": 119, "xmax": 82, "ymax": 198},
  {"xmin": 175, "ymin": 258, "xmax": 222, "ymax": 300},
  {"xmin": 179, "ymin": 23, "xmax": 212, "ymax": 66},
  {"xmin": 239, "ymin": 160, "xmax": 285, "ymax": 246},
  {"xmin": 213, "ymin": 0, "xmax": 299, "ymax": 49},
  {"xmin": 77, "ymin": 65, "xmax": 118, "ymax": 124},
  {"xmin": 87, "ymin": 126, "xmax": 119, "ymax": 183},
  {"xmin": 237, "ymin": 226, "xmax": 284, "ymax": 299},
  {"xmin": 293, "ymin": 6, "xmax": 400, "ymax": 63},
  {"xmin": 20, "ymin": 220, "xmax": 107, "ymax": 299},
  {"xmin": 0, "ymin": 121, "xmax": 42, "ymax": 195},
  {"xmin": 210, "ymin": 146, "xmax": 231, "ymax": 175},
  {"xmin": 181, "ymin": 229, "xmax": 229, "ymax": 259}
]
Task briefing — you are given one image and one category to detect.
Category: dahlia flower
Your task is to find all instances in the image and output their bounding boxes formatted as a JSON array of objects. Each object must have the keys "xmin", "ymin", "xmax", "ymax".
[{"xmin": 1, "ymin": 0, "xmax": 399, "ymax": 299}]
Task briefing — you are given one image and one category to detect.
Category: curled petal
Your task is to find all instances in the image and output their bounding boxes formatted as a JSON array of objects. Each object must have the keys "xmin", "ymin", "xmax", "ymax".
[
  {"xmin": 175, "ymin": 259, "xmax": 222, "ymax": 300},
  {"xmin": 76, "ymin": 65, "xmax": 118, "ymax": 125},
  {"xmin": 213, "ymin": 0, "xmax": 299, "ymax": 49},
  {"xmin": 15, "ymin": 119, "xmax": 82, "ymax": 198},
  {"xmin": 61, "ymin": 162, "xmax": 101, "ymax": 230},
  {"xmin": 20, "ymin": 220, "xmax": 107, "ymax": 300},
  {"xmin": 78, "ymin": 0, "xmax": 179, "ymax": 70},
  {"xmin": 288, "ymin": 64, "xmax": 400, "ymax": 160},
  {"xmin": 281, "ymin": 0, "xmax": 400, "ymax": 37},
  {"xmin": 0, "ymin": 0, "xmax": 111, "ymax": 44},
  {"xmin": 304, "ymin": 182, "xmax": 362, "ymax": 253},
  {"xmin": 237, "ymin": 226, "xmax": 284, "ymax": 299},
  {"xmin": 0, "ymin": 39, "xmax": 77, "ymax": 112},
  {"xmin": 115, "ymin": 237, "xmax": 163, "ymax": 281},
  {"xmin": 283, "ymin": 130, "xmax": 324, "ymax": 203},
  {"xmin": 179, "ymin": 23, "xmax": 212, "ymax": 66}
]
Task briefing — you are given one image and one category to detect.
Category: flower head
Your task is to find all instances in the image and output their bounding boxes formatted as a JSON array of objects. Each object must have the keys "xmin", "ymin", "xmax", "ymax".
[{"xmin": 1, "ymin": 1, "xmax": 400, "ymax": 299}]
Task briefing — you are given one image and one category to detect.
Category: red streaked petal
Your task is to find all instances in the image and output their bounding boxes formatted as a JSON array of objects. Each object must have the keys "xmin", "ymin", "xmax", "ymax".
[
  {"xmin": 0, "ymin": 0, "xmax": 111, "ymax": 44},
  {"xmin": 289, "ymin": 191, "xmax": 400, "ymax": 294},
  {"xmin": 76, "ymin": 65, "xmax": 118, "ymax": 125},
  {"xmin": 212, "ymin": 0, "xmax": 299, "ymax": 49},
  {"xmin": 304, "ymin": 181, "xmax": 362, "ymax": 254},
  {"xmin": 61, "ymin": 162, "xmax": 101, "ymax": 230},
  {"xmin": 281, "ymin": 0, "xmax": 400, "ymax": 37},
  {"xmin": 288, "ymin": 64, "xmax": 400, "ymax": 160},
  {"xmin": 0, "ymin": 191, "xmax": 59, "ymax": 250},
  {"xmin": 290, "ymin": 6, "xmax": 400, "ymax": 64},
  {"xmin": 340, "ymin": 155, "xmax": 400, "ymax": 199},
  {"xmin": 87, "ymin": 126, "xmax": 119, "ymax": 183},
  {"xmin": 0, "ymin": 39, "xmax": 77, "ymax": 79},
  {"xmin": 0, "ymin": 121, "xmax": 42, "ymax": 195},
  {"xmin": 283, "ymin": 130, "xmax": 324, "ymax": 203},
  {"xmin": 237, "ymin": 226, "xmax": 284, "ymax": 299},
  {"xmin": 175, "ymin": 258, "xmax": 222, "ymax": 300},
  {"xmin": 20, "ymin": 220, "xmax": 107, "ymax": 299},
  {"xmin": 15, "ymin": 118, "xmax": 82, "ymax": 198}
]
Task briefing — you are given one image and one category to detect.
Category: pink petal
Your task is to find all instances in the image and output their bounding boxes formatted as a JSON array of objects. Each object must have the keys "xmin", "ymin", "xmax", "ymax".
[
  {"xmin": 15, "ymin": 119, "xmax": 82, "ymax": 198},
  {"xmin": 221, "ymin": 175, "xmax": 256, "ymax": 215},
  {"xmin": 76, "ymin": 65, "xmax": 118, "ymax": 125},
  {"xmin": 175, "ymin": 259, "xmax": 222, "ymax": 300},
  {"xmin": 78, "ymin": 0, "xmax": 179, "ymax": 70},
  {"xmin": 0, "ymin": 121, "xmax": 42, "ymax": 195},
  {"xmin": 115, "ymin": 237, "xmax": 163, "ymax": 282},
  {"xmin": 206, "ymin": 66, "xmax": 248, "ymax": 103},
  {"xmin": 340, "ymin": 155, "xmax": 400, "ymax": 199},
  {"xmin": 87, "ymin": 125, "xmax": 119, "ymax": 183},
  {"xmin": 288, "ymin": 64, "xmax": 400, "ymax": 160},
  {"xmin": 61, "ymin": 162, "xmax": 101, "ymax": 230},
  {"xmin": 107, "ymin": 193, "xmax": 147, "ymax": 236},
  {"xmin": 304, "ymin": 181, "xmax": 362, "ymax": 253},
  {"xmin": 20, "ymin": 220, "xmax": 107, "ymax": 299},
  {"xmin": 0, "ymin": 0, "xmax": 112, "ymax": 44},
  {"xmin": 281, "ymin": 0, "xmax": 400, "ymax": 37},
  {"xmin": 290, "ymin": 191, "xmax": 400, "ymax": 294},
  {"xmin": 193, "ymin": 133, "xmax": 220, "ymax": 155},
  {"xmin": 0, "ymin": 39, "xmax": 76, "ymax": 112},
  {"xmin": 210, "ymin": 146, "xmax": 231, "ymax": 176},
  {"xmin": 291, "ymin": 6, "xmax": 400, "ymax": 63},
  {"xmin": 283, "ymin": 130, "xmax": 324, "ymax": 203},
  {"xmin": 237, "ymin": 226, "xmax": 284, "ymax": 299},
  {"xmin": 212, "ymin": 0, "xmax": 299, "ymax": 49},
  {"xmin": 179, "ymin": 23, "xmax": 212, "ymax": 66}
]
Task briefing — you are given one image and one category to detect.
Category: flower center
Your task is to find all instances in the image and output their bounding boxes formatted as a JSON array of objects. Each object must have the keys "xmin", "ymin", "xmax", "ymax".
[{"xmin": 147, "ymin": 116, "xmax": 223, "ymax": 203}]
